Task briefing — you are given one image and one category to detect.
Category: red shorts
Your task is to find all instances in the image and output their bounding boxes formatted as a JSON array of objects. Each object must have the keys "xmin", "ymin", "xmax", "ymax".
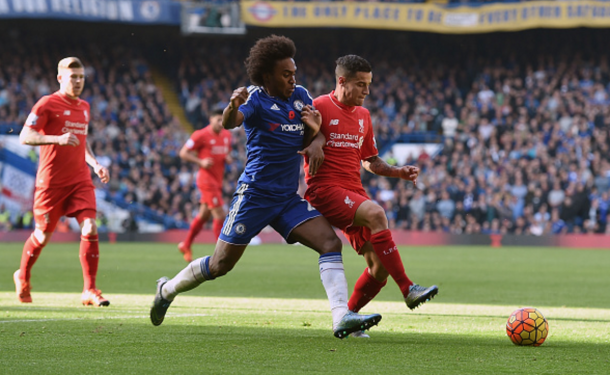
[
  {"xmin": 304, "ymin": 185, "xmax": 371, "ymax": 253},
  {"xmin": 33, "ymin": 182, "xmax": 96, "ymax": 232},
  {"xmin": 198, "ymin": 186, "xmax": 223, "ymax": 209}
]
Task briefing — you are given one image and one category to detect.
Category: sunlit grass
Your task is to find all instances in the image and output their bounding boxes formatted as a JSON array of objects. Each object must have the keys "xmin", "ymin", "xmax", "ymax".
[{"xmin": 1, "ymin": 243, "xmax": 609, "ymax": 374}]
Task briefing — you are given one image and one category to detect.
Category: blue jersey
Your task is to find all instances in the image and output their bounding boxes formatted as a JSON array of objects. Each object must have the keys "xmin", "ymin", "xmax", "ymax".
[{"xmin": 237, "ymin": 85, "xmax": 313, "ymax": 197}]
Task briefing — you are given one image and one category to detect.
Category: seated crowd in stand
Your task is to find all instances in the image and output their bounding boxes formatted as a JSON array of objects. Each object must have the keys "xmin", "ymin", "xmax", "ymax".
[{"xmin": 2, "ymin": 30, "xmax": 610, "ymax": 235}]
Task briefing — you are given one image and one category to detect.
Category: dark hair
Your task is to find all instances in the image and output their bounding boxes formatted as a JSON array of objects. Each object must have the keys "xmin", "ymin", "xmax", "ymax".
[
  {"xmin": 335, "ymin": 55, "xmax": 372, "ymax": 81},
  {"xmin": 210, "ymin": 108, "xmax": 224, "ymax": 117},
  {"xmin": 245, "ymin": 35, "xmax": 296, "ymax": 86}
]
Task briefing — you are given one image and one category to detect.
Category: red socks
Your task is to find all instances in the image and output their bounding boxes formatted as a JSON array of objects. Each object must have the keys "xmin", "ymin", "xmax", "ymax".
[
  {"xmin": 348, "ymin": 268, "xmax": 387, "ymax": 312},
  {"xmin": 20, "ymin": 233, "xmax": 101, "ymax": 292},
  {"xmin": 19, "ymin": 235, "xmax": 43, "ymax": 282},
  {"xmin": 80, "ymin": 234, "xmax": 99, "ymax": 291},
  {"xmin": 370, "ymin": 229, "xmax": 413, "ymax": 297},
  {"xmin": 184, "ymin": 217, "xmax": 204, "ymax": 247},
  {"xmin": 212, "ymin": 219, "xmax": 224, "ymax": 240}
]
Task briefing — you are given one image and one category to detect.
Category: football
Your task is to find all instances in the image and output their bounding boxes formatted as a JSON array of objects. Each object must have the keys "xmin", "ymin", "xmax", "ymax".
[{"xmin": 506, "ymin": 307, "xmax": 549, "ymax": 346}]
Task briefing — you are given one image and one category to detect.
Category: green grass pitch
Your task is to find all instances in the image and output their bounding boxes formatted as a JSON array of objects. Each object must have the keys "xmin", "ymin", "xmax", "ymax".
[{"xmin": 1, "ymin": 242, "xmax": 609, "ymax": 374}]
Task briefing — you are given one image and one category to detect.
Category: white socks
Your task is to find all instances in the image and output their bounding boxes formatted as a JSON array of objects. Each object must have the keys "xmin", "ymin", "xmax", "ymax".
[
  {"xmin": 162, "ymin": 256, "xmax": 213, "ymax": 301},
  {"xmin": 160, "ymin": 253, "xmax": 350, "ymax": 331},
  {"xmin": 318, "ymin": 252, "xmax": 349, "ymax": 330}
]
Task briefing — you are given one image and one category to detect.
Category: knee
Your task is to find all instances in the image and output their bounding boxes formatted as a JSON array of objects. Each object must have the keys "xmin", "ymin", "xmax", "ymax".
[
  {"xmin": 318, "ymin": 235, "xmax": 343, "ymax": 255},
  {"xmin": 367, "ymin": 207, "xmax": 388, "ymax": 233},
  {"xmin": 80, "ymin": 219, "xmax": 97, "ymax": 236},
  {"xmin": 34, "ymin": 230, "xmax": 51, "ymax": 246}
]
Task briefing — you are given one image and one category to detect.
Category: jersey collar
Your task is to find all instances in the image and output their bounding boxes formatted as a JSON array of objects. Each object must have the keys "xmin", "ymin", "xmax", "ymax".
[
  {"xmin": 261, "ymin": 86, "xmax": 290, "ymax": 102},
  {"xmin": 55, "ymin": 91, "xmax": 81, "ymax": 106},
  {"xmin": 329, "ymin": 90, "xmax": 357, "ymax": 113}
]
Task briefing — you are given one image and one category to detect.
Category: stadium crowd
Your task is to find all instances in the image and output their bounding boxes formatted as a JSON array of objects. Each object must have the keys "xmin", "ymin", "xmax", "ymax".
[
  {"xmin": 0, "ymin": 31, "xmax": 192, "ymax": 228},
  {"xmin": 2, "ymin": 28, "xmax": 610, "ymax": 235}
]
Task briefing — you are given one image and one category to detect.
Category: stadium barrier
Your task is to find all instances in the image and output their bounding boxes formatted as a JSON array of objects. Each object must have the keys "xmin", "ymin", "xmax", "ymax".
[{"xmin": 2, "ymin": 230, "xmax": 609, "ymax": 249}]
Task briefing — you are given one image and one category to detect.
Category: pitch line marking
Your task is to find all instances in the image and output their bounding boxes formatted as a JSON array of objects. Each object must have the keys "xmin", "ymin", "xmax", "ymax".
[{"xmin": 0, "ymin": 313, "xmax": 211, "ymax": 324}]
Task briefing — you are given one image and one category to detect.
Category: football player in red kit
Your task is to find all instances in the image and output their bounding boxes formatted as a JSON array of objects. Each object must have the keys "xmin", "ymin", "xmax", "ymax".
[
  {"xmin": 178, "ymin": 108, "xmax": 232, "ymax": 262},
  {"xmin": 14, "ymin": 57, "xmax": 110, "ymax": 307},
  {"xmin": 302, "ymin": 55, "xmax": 438, "ymax": 336}
]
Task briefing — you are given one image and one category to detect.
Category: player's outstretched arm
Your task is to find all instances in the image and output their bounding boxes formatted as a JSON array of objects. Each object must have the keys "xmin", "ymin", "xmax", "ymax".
[
  {"xmin": 363, "ymin": 156, "xmax": 419, "ymax": 183},
  {"xmin": 223, "ymin": 87, "xmax": 248, "ymax": 129},
  {"xmin": 20, "ymin": 126, "xmax": 79, "ymax": 147},
  {"xmin": 85, "ymin": 140, "xmax": 110, "ymax": 184}
]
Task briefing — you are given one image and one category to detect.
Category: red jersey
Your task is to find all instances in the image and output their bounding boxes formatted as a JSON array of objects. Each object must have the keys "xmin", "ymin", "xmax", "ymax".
[
  {"xmin": 25, "ymin": 91, "xmax": 92, "ymax": 188},
  {"xmin": 305, "ymin": 91, "xmax": 378, "ymax": 191},
  {"xmin": 185, "ymin": 125, "xmax": 231, "ymax": 189}
]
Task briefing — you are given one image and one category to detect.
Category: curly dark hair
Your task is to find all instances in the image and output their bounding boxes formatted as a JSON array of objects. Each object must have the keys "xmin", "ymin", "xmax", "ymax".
[
  {"xmin": 335, "ymin": 55, "xmax": 372, "ymax": 81},
  {"xmin": 245, "ymin": 35, "xmax": 296, "ymax": 87}
]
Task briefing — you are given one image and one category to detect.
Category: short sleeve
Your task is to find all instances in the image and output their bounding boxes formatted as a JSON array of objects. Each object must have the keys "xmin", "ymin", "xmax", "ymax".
[
  {"xmin": 24, "ymin": 96, "xmax": 50, "ymax": 130},
  {"xmin": 187, "ymin": 130, "xmax": 204, "ymax": 151},
  {"xmin": 185, "ymin": 138, "xmax": 196, "ymax": 150},
  {"xmin": 360, "ymin": 113, "xmax": 378, "ymax": 160},
  {"xmin": 238, "ymin": 86, "xmax": 257, "ymax": 121}
]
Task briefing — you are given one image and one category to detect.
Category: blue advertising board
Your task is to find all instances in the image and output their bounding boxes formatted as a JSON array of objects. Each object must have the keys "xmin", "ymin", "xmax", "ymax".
[{"xmin": 0, "ymin": 0, "xmax": 181, "ymax": 25}]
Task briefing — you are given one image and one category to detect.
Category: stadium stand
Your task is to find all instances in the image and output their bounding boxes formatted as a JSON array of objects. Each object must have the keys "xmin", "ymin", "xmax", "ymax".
[{"xmin": 2, "ymin": 22, "xmax": 610, "ymax": 236}]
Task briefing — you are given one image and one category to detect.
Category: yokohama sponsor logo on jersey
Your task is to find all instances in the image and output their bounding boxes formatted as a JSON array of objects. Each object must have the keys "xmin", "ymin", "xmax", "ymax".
[
  {"xmin": 62, "ymin": 121, "xmax": 88, "ymax": 135},
  {"xmin": 280, "ymin": 123, "xmax": 304, "ymax": 132}
]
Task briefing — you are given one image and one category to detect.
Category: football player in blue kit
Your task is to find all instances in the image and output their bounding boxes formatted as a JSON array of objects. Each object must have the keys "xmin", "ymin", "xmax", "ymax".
[{"xmin": 150, "ymin": 35, "xmax": 381, "ymax": 339}]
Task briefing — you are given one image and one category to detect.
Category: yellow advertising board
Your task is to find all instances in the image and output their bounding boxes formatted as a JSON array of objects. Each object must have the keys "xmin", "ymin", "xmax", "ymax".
[{"xmin": 241, "ymin": 1, "xmax": 610, "ymax": 33}]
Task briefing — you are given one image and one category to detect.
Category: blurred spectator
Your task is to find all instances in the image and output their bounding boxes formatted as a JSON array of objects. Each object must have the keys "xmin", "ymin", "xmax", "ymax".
[
  {"xmin": 0, "ymin": 204, "xmax": 12, "ymax": 231},
  {"xmin": 3, "ymin": 26, "xmax": 610, "ymax": 236}
]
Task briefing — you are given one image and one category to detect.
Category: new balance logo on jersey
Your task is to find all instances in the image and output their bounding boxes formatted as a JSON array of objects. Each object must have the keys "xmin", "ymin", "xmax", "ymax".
[
  {"xmin": 64, "ymin": 110, "xmax": 71, "ymax": 116},
  {"xmin": 270, "ymin": 104, "xmax": 280, "ymax": 111},
  {"xmin": 329, "ymin": 119, "xmax": 339, "ymax": 126}
]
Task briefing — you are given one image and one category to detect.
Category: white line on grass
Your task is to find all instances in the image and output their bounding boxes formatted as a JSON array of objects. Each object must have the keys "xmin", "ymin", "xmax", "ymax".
[{"xmin": 0, "ymin": 313, "xmax": 211, "ymax": 324}]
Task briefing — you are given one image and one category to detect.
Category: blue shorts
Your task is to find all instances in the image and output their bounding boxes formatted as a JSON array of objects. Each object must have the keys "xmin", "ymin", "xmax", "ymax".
[{"xmin": 219, "ymin": 183, "xmax": 321, "ymax": 245}]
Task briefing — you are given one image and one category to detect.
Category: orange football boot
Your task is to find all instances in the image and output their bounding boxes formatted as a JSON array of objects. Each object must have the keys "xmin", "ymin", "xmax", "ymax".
[
  {"xmin": 178, "ymin": 242, "xmax": 193, "ymax": 262},
  {"xmin": 13, "ymin": 269, "xmax": 32, "ymax": 303},
  {"xmin": 81, "ymin": 289, "xmax": 110, "ymax": 307}
]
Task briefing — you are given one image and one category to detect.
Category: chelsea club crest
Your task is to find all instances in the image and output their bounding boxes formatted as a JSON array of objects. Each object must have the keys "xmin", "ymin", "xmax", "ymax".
[
  {"xmin": 293, "ymin": 100, "xmax": 304, "ymax": 111},
  {"xmin": 235, "ymin": 223, "xmax": 246, "ymax": 235}
]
